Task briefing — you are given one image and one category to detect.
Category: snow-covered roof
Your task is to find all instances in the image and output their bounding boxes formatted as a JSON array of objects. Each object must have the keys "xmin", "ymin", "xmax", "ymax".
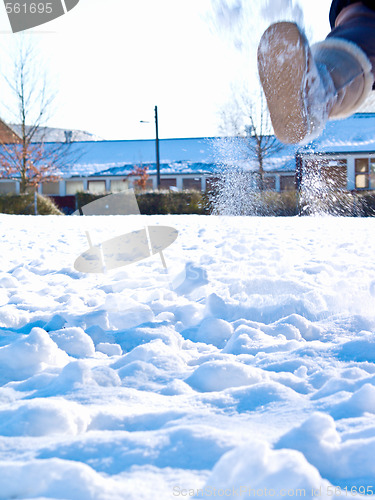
[
  {"xmin": 5, "ymin": 113, "xmax": 375, "ymax": 180},
  {"xmin": 95, "ymin": 161, "xmax": 214, "ymax": 177},
  {"xmin": 58, "ymin": 137, "xmax": 296, "ymax": 178},
  {"xmin": 208, "ymin": 136, "xmax": 297, "ymax": 173},
  {"xmin": 300, "ymin": 113, "xmax": 375, "ymax": 154},
  {"xmin": 58, "ymin": 137, "xmax": 217, "ymax": 178}
]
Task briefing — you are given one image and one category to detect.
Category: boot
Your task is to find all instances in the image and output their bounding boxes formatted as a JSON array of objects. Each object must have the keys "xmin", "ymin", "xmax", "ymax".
[
  {"xmin": 257, "ymin": 22, "xmax": 374, "ymax": 145},
  {"xmin": 312, "ymin": 38, "xmax": 373, "ymax": 119}
]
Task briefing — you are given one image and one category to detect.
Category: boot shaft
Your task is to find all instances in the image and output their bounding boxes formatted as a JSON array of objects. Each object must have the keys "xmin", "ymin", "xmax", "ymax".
[{"xmin": 312, "ymin": 38, "xmax": 373, "ymax": 119}]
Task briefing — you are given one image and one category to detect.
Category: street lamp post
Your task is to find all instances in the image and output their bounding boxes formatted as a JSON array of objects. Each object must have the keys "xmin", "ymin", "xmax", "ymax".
[
  {"xmin": 140, "ymin": 106, "xmax": 161, "ymax": 190},
  {"xmin": 154, "ymin": 105, "xmax": 161, "ymax": 190}
]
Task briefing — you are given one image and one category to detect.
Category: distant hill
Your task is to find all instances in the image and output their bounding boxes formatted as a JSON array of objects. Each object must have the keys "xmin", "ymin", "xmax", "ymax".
[{"xmin": 8, "ymin": 125, "xmax": 103, "ymax": 143}]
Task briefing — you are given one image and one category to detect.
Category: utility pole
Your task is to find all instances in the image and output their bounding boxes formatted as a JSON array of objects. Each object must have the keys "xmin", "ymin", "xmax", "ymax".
[
  {"xmin": 140, "ymin": 106, "xmax": 161, "ymax": 190},
  {"xmin": 155, "ymin": 105, "xmax": 161, "ymax": 189}
]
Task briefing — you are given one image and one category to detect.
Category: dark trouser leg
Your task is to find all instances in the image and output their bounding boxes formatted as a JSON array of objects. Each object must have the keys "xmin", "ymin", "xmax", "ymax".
[{"xmin": 327, "ymin": 3, "xmax": 375, "ymax": 86}]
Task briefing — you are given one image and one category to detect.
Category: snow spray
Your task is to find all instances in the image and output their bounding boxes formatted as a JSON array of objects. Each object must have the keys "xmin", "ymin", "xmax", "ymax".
[
  {"xmin": 209, "ymin": 137, "xmax": 266, "ymax": 216},
  {"xmin": 208, "ymin": 0, "xmax": 307, "ymax": 216},
  {"xmin": 260, "ymin": 0, "xmax": 304, "ymax": 28},
  {"xmin": 298, "ymin": 149, "xmax": 364, "ymax": 217}
]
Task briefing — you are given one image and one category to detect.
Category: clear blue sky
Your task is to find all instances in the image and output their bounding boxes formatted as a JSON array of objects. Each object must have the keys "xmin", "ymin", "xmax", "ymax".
[{"xmin": 0, "ymin": 0, "xmax": 331, "ymax": 140}]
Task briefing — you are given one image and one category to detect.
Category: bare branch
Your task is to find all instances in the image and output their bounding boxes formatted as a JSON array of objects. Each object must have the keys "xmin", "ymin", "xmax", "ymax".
[
  {"xmin": 218, "ymin": 85, "xmax": 283, "ymax": 190},
  {"xmin": 0, "ymin": 38, "xmax": 72, "ymax": 193}
]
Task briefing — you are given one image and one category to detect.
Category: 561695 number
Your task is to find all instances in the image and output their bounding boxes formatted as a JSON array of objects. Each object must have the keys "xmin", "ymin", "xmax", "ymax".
[{"xmin": 5, "ymin": 3, "xmax": 53, "ymax": 14}]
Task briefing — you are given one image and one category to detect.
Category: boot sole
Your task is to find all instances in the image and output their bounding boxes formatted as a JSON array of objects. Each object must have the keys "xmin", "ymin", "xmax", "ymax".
[{"xmin": 257, "ymin": 22, "xmax": 310, "ymax": 144}]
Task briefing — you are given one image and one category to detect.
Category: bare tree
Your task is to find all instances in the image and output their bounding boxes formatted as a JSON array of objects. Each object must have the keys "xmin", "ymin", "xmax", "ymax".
[
  {"xmin": 0, "ymin": 39, "xmax": 76, "ymax": 193},
  {"xmin": 128, "ymin": 164, "xmax": 150, "ymax": 191},
  {"xmin": 218, "ymin": 86, "xmax": 282, "ymax": 190}
]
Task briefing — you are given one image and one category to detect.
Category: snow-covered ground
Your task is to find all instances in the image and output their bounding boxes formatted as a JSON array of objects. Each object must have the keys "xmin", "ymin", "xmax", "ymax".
[{"xmin": 0, "ymin": 213, "xmax": 375, "ymax": 499}]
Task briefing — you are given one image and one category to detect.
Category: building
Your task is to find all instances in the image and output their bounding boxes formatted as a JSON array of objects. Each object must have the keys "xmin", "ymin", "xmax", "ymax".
[
  {"xmin": 0, "ymin": 128, "xmax": 298, "ymax": 199},
  {"xmin": 1, "ymin": 113, "xmax": 375, "ymax": 206},
  {"xmin": 297, "ymin": 113, "xmax": 375, "ymax": 191}
]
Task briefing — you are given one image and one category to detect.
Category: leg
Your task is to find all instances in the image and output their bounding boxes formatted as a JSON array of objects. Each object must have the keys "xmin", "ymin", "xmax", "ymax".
[
  {"xmin": 257, "ymin": 2, "xmax": 374, "ymax": 145},
  {"xmin": 328, "ymin": 3, "xmax": 375, "ymax": 84}
]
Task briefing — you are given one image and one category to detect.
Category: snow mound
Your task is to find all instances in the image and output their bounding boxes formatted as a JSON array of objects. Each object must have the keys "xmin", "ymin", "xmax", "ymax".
[
  {"xmin": 0, "ymin": 327, "xmax": 69, "ymax": 382},
  {"xmin": 31, "ymin": 360, "xmax": 121, "ymax": 396},
  {"xmin": 227, "ymin": 382, "xmax": 303, "ymax": 412},
  {"xmin": 172, "ymin": 262, "xmax": 209, "ymax": 295},
  {"xmin": 56, "ymin": 360, "xmax": 121, "ymax": 390},
  {"xmin": 276, "ymin": 412, "xmax": 375, "ymax": 485},
  {"xmin": 200, "ymin": 440, "xmax": 331, "ymax": 499},
  {"xmin": 50, "ymin": 327, "xmax": 95, "ymax": 357},
  {"xmin": 223, "ymin": 324, "xmax": 299, "ymax": 355},
  {"xmin": 273, "ymin": 314, "xmax": 322, "ymax": 340},
  {"xmin": 338, "ymin": 333, "xmax": 375, "ymax": 362},
  {"xmin": 0, "ymin": 398, "xmax": 90, "ymax": 436},
  {"xmin": 186, "ymin": 360, "xmax": 265, "ymax": 392},
  {"xmin": 0, "ymin": 458, "xmax": 124, "ymax": 500},
  {"xmin": 96, "ymin": 342, "xmax": 122, "ymax": 356},
  {"xmin": 311, "ymin": 368, "xmax": 372, "ymax": 400},
  {"xmin": 174, "ymin": 302, "xmax": 205, "ymax": 327},
  {"xmin": 112, "ymin": 339, "xmax": 186, "ymax": 386},
  {"xmin": 331, "ymin": 383, "xmax": 375, "ymax": 419},
  {"xmin": 103, "ymin": 295, "xmax": 154, "ymax": 329},
  {"xmin": 182, "ymin": 317, "xmax": 233, "ymax": 348},
  {"xmin": 0, "ymin": 273, "xmax": 17, "ymax": 288}
]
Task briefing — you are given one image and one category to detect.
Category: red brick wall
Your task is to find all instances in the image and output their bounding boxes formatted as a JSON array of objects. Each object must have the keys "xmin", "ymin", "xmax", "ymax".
[{"xmin": 0, "ymin": 120, "xmax": 20, "ymax": 144}]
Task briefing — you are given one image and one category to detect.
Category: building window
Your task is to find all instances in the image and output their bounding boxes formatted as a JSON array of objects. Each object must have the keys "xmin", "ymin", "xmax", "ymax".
[
  {"xmin": 159, "ymin": 178, "xmax": 176, "ymax": 189},
  {"xmin": 110, "ymin": 179, "xmax": 129, "ymax": 193},
  {"xmin": 0, "ymin": 181, "xmax": 16, "ymax": 194},
  {"xmin": 355, "ymin": 159, "xmax": 369, "ymax": 189},
  {"xmin": 264, "ymin": 176, "xmax": 276, "ymax": 190},
  {"xmin": 182, "ymin": 178, "xmax": 201, "ymax": 191},
  {"xmin": 66, "ymin": 180, "xmax": 84, "ymax": 195},
  {"xmin": 354, "ymin": 158, "xmax": 375, "ymax": 189},
  {"xmin": 280, "ymin": 175, "xmax": 295, "ymax": 191},
  {"xmin": 88, "ymin": 180, "xmax": 106, "ymax": 194},
  {"xmin": 42, "ymin": 181, "xmax": 60, "ymax": 195}
]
